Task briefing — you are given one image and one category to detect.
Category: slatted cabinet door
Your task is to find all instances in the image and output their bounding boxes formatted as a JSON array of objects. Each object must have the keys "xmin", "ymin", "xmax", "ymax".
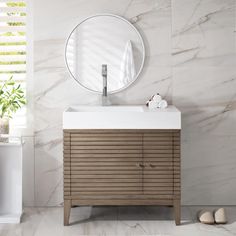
[
  {"xmin": 69, "ymin": 131, "xmax": 143, "ymax": 198},
  {"xmin": 64, "ymin": 132, "xmax": 71, "ymax": 199},
  {"xmin": 143, "ymin": 131, "xmax": 180, "ymax": 199},
  {"xmin": 63, "ymin": 129, "xmax": 181, "ymax": 226},
  {"xmin": 172, "ymin": 131, "xmax": 181, "ymax": 201}
]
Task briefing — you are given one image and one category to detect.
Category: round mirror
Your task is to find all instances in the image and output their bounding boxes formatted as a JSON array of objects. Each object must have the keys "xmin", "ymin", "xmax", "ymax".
[{"xmin": 65, "ymin": 14, "xmax": 145, "ymax": 94}]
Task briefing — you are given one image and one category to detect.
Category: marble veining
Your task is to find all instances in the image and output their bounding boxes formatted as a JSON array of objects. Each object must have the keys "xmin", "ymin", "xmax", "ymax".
[
  {"xmin": 31, "ymin": 0, "xmax": 236, "ymax": 206},
  {"xmin": 172, "ymin": 0, "xmax": 236, "ymax": 67},
  {"xmin": 1, "ymin": 206, "xmax": 236, "ymax": 236}
]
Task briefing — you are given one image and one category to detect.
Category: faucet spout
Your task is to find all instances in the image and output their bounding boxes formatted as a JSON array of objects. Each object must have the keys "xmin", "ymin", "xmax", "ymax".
[
  {"xmin": 102, "ymin": 64, "xmax": 109, "ymax": 105},
  {"xmin": 102, "ymin": 64, "xmax": 107, "ymax": 96}
]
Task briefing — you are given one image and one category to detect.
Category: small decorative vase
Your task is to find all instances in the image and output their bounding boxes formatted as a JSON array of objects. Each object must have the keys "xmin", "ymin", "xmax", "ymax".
[{"xmin": 0, "ymin": 117, "xmax": 9, "ymax": 142}]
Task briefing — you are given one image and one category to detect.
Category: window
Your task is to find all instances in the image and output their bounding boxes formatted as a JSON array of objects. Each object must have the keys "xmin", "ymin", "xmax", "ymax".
[{"xmin": 0, "ymin": 0, "xmax": 28, "ymax": 129}]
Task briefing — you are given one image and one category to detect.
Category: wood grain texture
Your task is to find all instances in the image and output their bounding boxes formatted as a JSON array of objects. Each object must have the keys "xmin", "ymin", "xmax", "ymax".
[
  {"xmin": 174, "ymin": 199, "xmax": 181, "ymax": 225},
  {"xmin": 63, "ymin": 131, "xmax": 71, "ymax": 198},
  {"xmin": 64, "ymin": 200, "xmax": 71, "ymax": 226},
  {"xmin": 71, "ymin": 199, "xmax": 173, "ymax": 206},
  {"xmin": 63, "ymin": 129, "xmax": 181, "ymax": 225},
  {"xmin": 173, "ymin": 131, "xmax": 181, "ymax": 200}
]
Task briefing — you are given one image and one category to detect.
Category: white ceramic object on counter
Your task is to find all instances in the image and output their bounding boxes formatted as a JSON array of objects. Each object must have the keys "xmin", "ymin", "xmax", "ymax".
[{"xmin": 63, "ymin": 105, "xmax": 181, "ymax": 129}]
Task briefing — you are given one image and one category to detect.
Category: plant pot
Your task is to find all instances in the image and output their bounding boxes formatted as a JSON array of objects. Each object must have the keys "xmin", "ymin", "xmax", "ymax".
[{"xmin": 0, "ymin": 117, "xmax": 9, "ymax": 142}]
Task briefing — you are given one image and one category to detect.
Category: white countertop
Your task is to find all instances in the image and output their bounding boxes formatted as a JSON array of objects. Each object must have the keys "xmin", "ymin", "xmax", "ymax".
[
  {"xmin": 0, "ymin": 135, "xmax": 23, "ymax": 146},
  {"xmin": 63, "ymin": 105, "xmax": 181, "ymax": 130}
]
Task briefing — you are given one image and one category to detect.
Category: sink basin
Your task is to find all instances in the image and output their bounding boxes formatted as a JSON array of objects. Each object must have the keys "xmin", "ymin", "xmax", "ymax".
[
  {"xmin": 67, "ymin": 106, "xmax": 144, "ymax": 112},
  {"xmin": 63, "ymin": 105, "xmax": 181, "ymax": 129}
]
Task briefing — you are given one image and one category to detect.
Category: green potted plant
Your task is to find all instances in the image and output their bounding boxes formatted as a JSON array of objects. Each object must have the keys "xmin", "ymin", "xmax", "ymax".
[{"xmin": 0, "ymin": 76, "xmax": 26, "ymax": 135}]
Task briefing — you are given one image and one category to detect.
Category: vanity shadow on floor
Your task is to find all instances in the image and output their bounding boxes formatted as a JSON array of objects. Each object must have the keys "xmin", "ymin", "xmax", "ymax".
[
  {"xmin": 1, "ymin": 206, "xmax": 236, "ymax": 236},
  {"xmin": 70, "ymin": 206, "xmax": 183, "ymax": 225}
]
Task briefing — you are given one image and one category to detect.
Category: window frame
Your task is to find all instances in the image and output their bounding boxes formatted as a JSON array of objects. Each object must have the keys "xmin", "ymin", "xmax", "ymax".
[{"xmin": 7, "ymin": 0, "xmax": 34, "ymax": 136}]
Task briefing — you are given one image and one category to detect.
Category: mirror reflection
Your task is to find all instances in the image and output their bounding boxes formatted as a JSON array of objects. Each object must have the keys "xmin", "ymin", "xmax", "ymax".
[{"xmin": 65, "ymin": 14, "xmax": 145, "ymax": 93}]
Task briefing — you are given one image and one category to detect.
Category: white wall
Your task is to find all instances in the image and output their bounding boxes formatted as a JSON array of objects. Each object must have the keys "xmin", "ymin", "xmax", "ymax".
[{"xmin": 29, "ymin": 0, "xmax": 236, "ymax": 206}]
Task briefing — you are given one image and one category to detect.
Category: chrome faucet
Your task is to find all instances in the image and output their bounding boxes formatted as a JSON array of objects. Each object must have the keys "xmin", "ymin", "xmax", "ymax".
[
  {"xmin": 102, "ymin": 64, "xmax": 107, "ymax": 97},
  {"xmin": 102, "ymin": 64, "xmax": 109, "ymax": 105}
]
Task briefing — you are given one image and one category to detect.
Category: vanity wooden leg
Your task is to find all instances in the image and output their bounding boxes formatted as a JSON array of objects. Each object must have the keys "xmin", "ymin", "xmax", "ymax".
[
  {"xmin": 174, "ymin": 199, "xmax": 181, "ymax": 225},
  {"xmin": 64, "ymin": 200, "xmax": 71, "ymax": 226}
]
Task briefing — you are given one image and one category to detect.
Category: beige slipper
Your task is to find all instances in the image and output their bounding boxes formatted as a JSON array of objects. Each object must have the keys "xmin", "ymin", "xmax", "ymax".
[
  {"xmin": 198, "ymin": 210, "xmax": 214, "ymax": 224},
  {"xmin": 214, "ymin": 208, "xmax": 227, "ymax": 224}
]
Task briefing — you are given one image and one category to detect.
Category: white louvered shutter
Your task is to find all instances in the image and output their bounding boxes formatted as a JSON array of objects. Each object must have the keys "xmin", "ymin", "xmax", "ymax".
[{"xmin": 0, "ymin": 0, "xmax": 27, "ymax": 128}]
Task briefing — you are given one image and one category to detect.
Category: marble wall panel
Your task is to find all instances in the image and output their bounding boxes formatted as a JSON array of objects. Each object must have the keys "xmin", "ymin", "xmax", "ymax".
[{"xmin": 32, "ymin": 0, "xmax": 236, "ymax": 206}]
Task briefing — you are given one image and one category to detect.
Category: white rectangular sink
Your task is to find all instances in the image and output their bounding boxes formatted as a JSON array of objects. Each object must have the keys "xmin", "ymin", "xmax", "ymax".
[
  {"xmin": 67, "ymin": 106, "xmax": 144, "ymax": 112},
  {"xmin": 63, "ymin": 105, "xmax": 181, "ymax": 129}
]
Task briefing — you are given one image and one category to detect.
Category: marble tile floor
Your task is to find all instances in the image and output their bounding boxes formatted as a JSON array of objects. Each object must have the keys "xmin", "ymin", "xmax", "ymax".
[{"xmin": 1, "ymin": 206, "xmax": 236, "ymax": 236}]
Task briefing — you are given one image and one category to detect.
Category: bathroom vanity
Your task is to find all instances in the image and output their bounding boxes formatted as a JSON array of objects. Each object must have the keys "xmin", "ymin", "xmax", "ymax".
[
  {"xmin": 64, "ymin": 14, "xmax": 181, "ymax": 226},
  {"xmin": 63, "ymin": 105, "xmax": 181, "ymax": 225}
]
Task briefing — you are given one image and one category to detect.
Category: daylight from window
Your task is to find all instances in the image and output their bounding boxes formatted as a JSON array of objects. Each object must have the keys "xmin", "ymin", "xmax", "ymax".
[{"xmin": 0, "ymin": 1, "xmax": 27, "ymax": 127}]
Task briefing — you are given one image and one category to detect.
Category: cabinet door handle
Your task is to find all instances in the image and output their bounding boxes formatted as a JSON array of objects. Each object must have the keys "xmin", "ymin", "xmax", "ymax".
[{"xmin": 136, "ymin": 163, "xmax": 145, "ymax": 168}]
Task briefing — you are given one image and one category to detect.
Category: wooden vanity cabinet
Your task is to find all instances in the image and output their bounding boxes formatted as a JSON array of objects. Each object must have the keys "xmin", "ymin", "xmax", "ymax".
[{"xmin": 63, "ymin": 129, "xmax": 181, "ymax": 226}]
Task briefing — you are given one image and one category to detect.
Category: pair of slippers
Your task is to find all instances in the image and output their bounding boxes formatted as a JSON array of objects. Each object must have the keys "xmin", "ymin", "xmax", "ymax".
[{"xmin": 198, "ymin": 208, "xmax": 227, "ymax": 224}]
